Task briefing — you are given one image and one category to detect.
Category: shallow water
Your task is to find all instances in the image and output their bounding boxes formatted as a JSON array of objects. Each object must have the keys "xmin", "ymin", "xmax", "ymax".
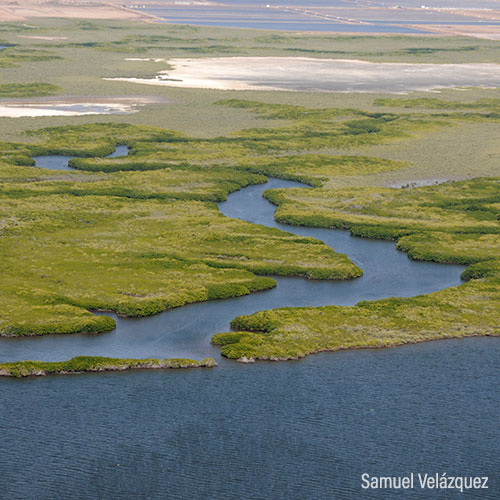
[
  {"xmin": 141, "ymin": 0, "xmax": 500, "ymax": 32},
  {"xmin": 150, "ymin": 10, "xmax": 429, "ymax": 34},
  {"xmin": 0, "ymin": 103, "xmax": 134, "ymax": 118},
  {"xmin": 2, "ymin": 156, "xmax": 496, "ymax": 499},
  {"xmin": 33, "ymin": 144, "xmax": 129, "ymax": 171}
]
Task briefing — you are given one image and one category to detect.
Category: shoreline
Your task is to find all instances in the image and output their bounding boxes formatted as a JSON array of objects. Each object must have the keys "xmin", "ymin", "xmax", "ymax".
[
  {"xmin": 228, "ymin": 331, "xmax": 499, "ymax": 364},
  {"xmin": 4, "ymin": 331, "xmax": 497, "ymax": 377}
]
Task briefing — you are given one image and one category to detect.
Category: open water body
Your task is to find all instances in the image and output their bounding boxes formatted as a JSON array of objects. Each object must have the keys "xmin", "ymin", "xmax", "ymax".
[
  {"xmin": 147, "ymin": 6, "xmax": 429, "ymax": 33},
  {"xmin": 0, "ymin": 338, "xmax": 499, "ymax": 499},
  {"xmin": 141, "ymin": 0, "xmax": 500, "ymax": 32},
  {"xmin": 1, "ymin": 153, "xmax": 498, "ymax": 499}
]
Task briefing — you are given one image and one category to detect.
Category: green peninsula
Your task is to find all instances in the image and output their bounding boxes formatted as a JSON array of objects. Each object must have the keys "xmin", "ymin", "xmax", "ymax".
[{"xmin": 213, "ymin": 174, "xmax": 500, "ymax": 361}]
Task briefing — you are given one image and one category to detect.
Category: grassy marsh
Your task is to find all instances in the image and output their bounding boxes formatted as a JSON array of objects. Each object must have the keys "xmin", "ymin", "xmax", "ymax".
[
  {"xmin": 1, "ymin": 97, "xmax": 499, "ymax": 339},
  {"xmin": 0, "ymin": 19, "xmax": 498, "ymax": 360},
  {"xmin": 212, "ymin": 156, "xmax": 499, "ymax": 360},
  {"xmin": 0, "ymin": 82, "xmax": 61, "ymax": 97},
  {"xmin": 1, "ymin": 118, "xmax": 377, "ymax": 336}
]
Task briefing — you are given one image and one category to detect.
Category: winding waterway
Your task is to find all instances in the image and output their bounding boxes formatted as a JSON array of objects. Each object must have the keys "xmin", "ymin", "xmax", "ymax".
[
  {"xmin": 0, "ymin": 168, "xmax": 464, "ymax": 362},
  {"xmin": 1, "ymin": 153, "xmax": 498, "ymax": 499}
]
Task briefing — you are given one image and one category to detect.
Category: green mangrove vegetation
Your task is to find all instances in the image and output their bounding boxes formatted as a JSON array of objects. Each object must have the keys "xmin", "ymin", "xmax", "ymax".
[
  {"xmin": 0, "ymin": 188, "xmax": 360, "ymax": 335},
  {"xmin": 15, "ymin": 19, "xmax": 500, "ymax": 63},
  {"xmin": 1, "ymin": 95, "xmax": 500, "ymax": 339},
  {"xmin": 267, "ymin": 177, "xmax": 500, "ymax": 237},
  {"xmin": 2, "ymin": 117, "xmax": 380, "ymax": 337},
  {"xmin": 212, "ymin": 273, "xmax": 499, "ymax": 361},
  {"xmin": 0, "ymin": 82, "xmax": 62, "ymax": 97},
  {"xmin": 0, "ymin": 356, "xmax": 217, "ymax": 377},
  {"xmin": 0, "ymin": 20, "xmax": 499, "ymax": 361},
  {"xmin": 0, "ymin": 46, "xmax": 62, "ymax": 68},
  {"xmin": 374, "ymin": 97, "xmax": 500, "ymax": 112}
]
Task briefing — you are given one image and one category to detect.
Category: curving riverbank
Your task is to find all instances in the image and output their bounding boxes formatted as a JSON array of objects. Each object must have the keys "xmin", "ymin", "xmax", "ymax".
[{"xmin": 33, "ymin": 144, "xmax": 129, "ymax": 170}]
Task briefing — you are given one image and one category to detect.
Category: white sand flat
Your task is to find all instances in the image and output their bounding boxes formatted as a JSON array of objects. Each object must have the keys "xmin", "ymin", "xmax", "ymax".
[{"xmin": 107, "ymin": 56, "xmax": 500, "ymax": 93}]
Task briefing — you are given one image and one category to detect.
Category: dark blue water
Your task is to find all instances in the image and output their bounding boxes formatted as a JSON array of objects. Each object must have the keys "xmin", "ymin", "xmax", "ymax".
[
  {"xmin": 2, "ymin": 156, "xmax": 496, "ymax": 499},
  {"xmin": 1, "ymin": 339, "xmax": 499, "ymax": 499},
  {"xmin": 33, "ymin": 145, "xmax": 129, "ymax": 170},
  {"xmin": 106, "ymin": 144, "xmax": 130, "ymax": 158}
]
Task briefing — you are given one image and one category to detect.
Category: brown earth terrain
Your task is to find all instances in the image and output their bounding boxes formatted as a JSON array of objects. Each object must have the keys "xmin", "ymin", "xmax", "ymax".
[{"xmin": 0, "ymin": 0, "xmax": 159, "ymax": 22}]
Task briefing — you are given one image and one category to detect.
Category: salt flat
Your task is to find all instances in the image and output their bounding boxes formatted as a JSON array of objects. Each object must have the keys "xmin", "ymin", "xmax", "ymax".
[{"xmin": 108, "ymin": 57, "xmax": 500, "ymax": 93}]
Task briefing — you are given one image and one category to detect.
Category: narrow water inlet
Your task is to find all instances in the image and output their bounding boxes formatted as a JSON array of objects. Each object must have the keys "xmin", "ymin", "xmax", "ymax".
[{"xmin": 33, "ymin": 144, "xmax": 129, "ymax": 170}]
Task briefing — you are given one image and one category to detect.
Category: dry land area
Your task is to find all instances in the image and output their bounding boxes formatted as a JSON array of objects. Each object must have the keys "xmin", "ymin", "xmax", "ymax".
[
  {"xmin": 0, "ymin": 1, "xmax": 154, "ymax": 22},
  {"xmin": 0, "ymin": 17, "xmax": 498, "ymax": 366}
]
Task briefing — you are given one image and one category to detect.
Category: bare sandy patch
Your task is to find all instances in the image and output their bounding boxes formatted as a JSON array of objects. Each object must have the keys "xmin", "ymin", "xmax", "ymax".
[
  {"xmin": 106, "ymin": 56, "xmax": 500, "ymax": 94},
  {"xmin": 19, "ymin": 35, "xmax": 68, "ymax": 41},
  {"xmin": 125, "ymin": 57, "xmax": 169, "ymax": 63},
  {"xmin": 0, "ymin": 1, "xmax": 158, "ymax": 22},
  {"xmin": 447, "ymin": 9, "xmax": 500, "ymax": 22},
  {"xmin": 418, "ymin": 24, "xmax": 500, "ymax": 40}
]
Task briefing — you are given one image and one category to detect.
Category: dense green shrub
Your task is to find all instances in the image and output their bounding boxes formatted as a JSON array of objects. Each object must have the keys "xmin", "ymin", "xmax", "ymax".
[{"xmin": 0, "ymin": 82, "xmax": 62, "ymax": 97}]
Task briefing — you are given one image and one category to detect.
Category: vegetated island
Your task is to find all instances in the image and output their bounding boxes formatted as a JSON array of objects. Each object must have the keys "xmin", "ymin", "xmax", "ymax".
[
  {"xmin": 208, "ymin": 100, "xmax": 499, "ymax": 362},
  {"xmin": 0, "ymin": 356, "xmax": 217, "ymax": 378}
]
